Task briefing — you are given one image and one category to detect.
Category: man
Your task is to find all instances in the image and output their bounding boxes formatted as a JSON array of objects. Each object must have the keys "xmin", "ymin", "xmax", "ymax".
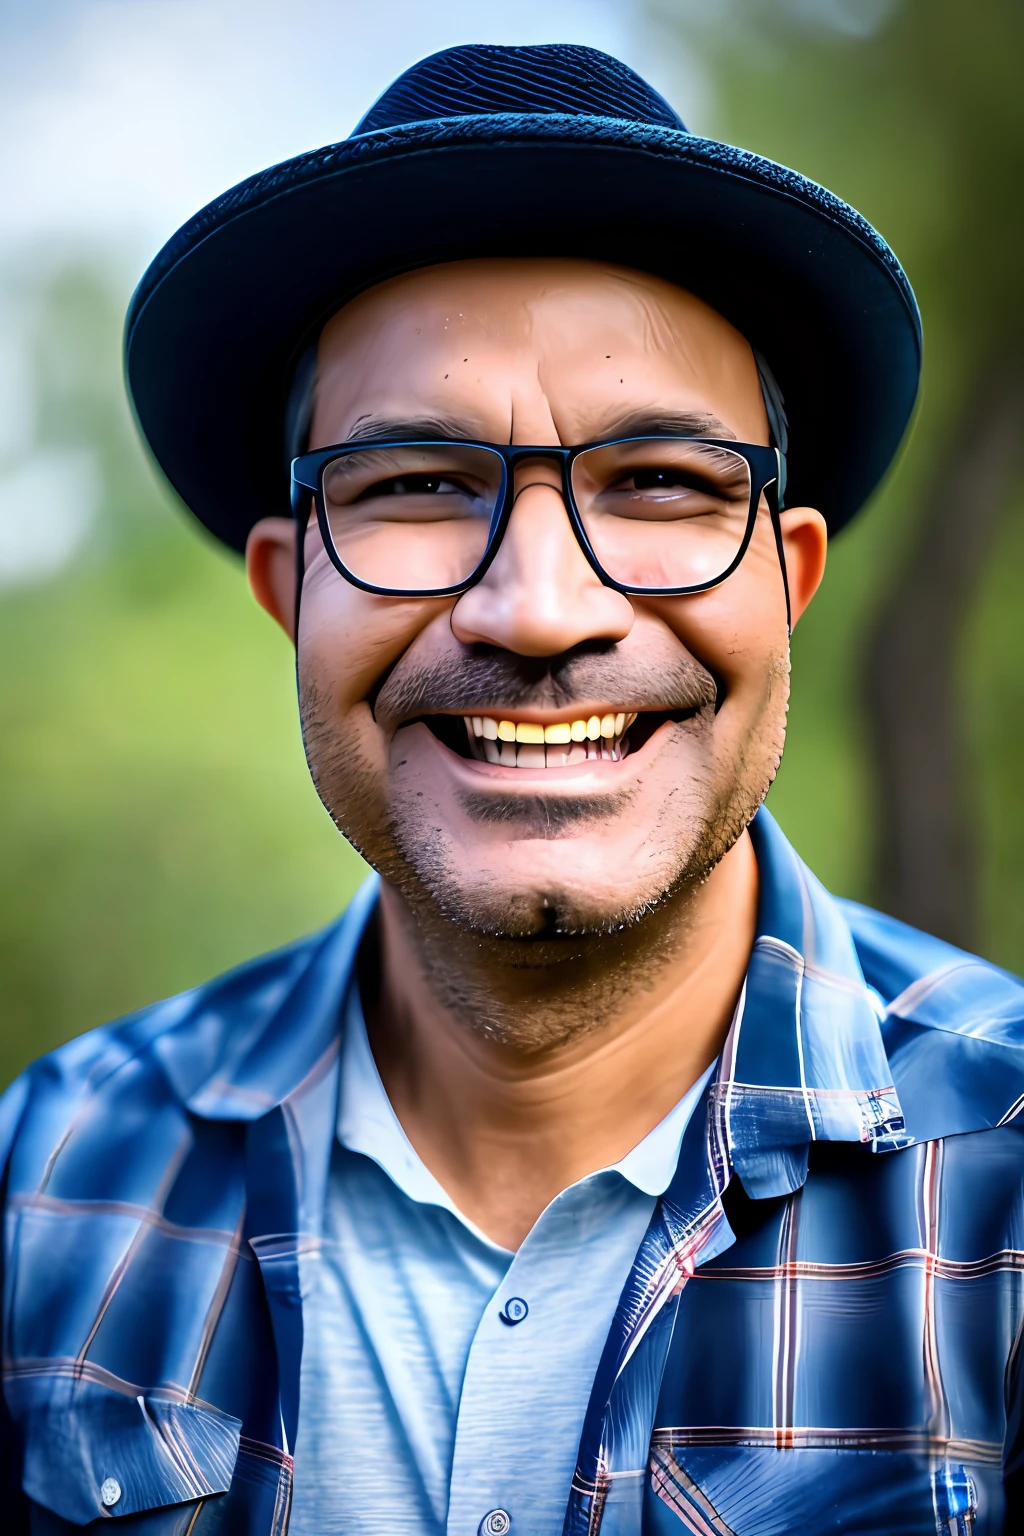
[{"xmin": 2, "ymin": 41, "xmax": 1022, "ymax": 1536}]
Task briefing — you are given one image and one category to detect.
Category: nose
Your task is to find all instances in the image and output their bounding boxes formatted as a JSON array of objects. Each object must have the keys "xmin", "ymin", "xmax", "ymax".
[{"xmin": 450, "ymin": 460, "xmax": 634, "ymax": 655}]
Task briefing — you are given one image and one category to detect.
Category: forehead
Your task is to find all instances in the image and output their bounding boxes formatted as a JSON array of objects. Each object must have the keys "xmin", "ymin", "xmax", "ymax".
[{"xmin": 311, "ymin": 257, "xmax": 767, "ymax": 444}]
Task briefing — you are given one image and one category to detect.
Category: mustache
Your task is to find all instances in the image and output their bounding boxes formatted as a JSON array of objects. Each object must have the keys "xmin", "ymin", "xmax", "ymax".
[{"xmin": 373, "ymin": 643, "xmax": 720, "ymax": 726}]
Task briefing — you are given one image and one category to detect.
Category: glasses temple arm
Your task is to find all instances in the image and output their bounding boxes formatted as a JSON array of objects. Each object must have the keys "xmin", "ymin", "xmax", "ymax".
[
  {"xmin": 290, "ymin": 473, "xmax": 307, "ymax": 644},
  {"xmin": 766, "ymin": 474, "xmax": 792, "ymax": 636}
]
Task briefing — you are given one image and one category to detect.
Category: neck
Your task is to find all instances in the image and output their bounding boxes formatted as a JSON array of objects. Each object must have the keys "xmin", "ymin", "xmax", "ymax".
[{"xmin": 363, "ymin": 831, "xmax": 758, "ymax": 1249}]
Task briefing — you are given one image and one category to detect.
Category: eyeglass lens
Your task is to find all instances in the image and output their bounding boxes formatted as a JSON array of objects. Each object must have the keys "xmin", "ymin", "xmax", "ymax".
[{"xmin": 317, "ymin": 440, "xmax": 753, "ymax": 593}]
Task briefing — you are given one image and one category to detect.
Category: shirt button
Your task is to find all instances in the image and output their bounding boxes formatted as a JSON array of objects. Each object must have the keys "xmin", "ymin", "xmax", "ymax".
[
  {"xmin": 480, "ymin": 1511, "xmax": 511, "ymax": 1536},
  {"xmin": 100, "ymin": 1477, "xmax": 122, "ymax": 1507},
  {"xmin": 499, "ymin": 1296, "xmax": 528, "ymax": 1325}
]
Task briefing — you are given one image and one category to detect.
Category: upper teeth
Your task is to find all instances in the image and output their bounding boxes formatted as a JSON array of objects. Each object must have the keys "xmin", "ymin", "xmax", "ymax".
[{"xmin": 463, "ymin": 713, "xmax": 637, "ymax": 767}]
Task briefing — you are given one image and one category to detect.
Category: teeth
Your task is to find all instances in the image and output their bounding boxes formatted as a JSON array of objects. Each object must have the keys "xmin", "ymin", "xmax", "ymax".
[
  {"xmin": 516, "ymin": 743, "xmax": 546, "ymax": 768},
  {"xmin": 462, "ymin": 712, "xmax": 638, "ymax": 768}
]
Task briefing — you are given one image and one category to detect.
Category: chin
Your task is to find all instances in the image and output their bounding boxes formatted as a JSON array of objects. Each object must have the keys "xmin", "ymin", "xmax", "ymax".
[
  {"xmin": 432, "ymin": 878, "xmax": 664, "ymax": 941},
  {"xmin": 393, "ymin": 825, "xmax": 707, "ymax": 941}
]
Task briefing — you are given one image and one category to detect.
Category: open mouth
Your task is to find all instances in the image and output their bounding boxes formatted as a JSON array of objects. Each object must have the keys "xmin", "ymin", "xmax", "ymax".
[{"xmin": 411, "ymin": 709, "xmax": 698, "ymax": 768}]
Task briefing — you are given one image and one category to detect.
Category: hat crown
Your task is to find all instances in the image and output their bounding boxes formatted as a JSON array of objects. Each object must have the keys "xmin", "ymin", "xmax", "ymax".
[{"xmin": 354, "ymin": 43, "xmax": 686, "ymax": 136}]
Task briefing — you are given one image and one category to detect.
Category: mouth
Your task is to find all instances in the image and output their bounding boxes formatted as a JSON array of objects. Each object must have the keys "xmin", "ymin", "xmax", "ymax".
[{"xmin": 409, "ymin": 709, "xmax": 699, "ymax": 769}]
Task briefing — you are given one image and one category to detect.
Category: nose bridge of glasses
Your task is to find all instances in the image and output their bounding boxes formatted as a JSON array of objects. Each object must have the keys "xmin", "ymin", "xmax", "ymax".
[
  {"xmin": 451, "ymin": 444, "xmax": 634, "ymax": 652},
  {"xmin": 507, "ymin": 444, "xmax": 571, "ymax": 508},
  {"xmin": 495, "ymin": 446, "xmax": 589, "ymax": 572}
]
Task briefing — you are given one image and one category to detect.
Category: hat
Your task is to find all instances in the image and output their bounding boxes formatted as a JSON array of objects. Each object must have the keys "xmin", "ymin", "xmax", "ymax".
[{"xmin": 124, "ymin": 43, "xmax": 921, "ymax": 552}]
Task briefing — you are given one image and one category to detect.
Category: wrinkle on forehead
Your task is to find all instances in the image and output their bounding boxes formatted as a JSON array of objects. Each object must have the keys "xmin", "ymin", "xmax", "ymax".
[
  {"xmin": 522, "ymin": 267, "xmax": 695, "ymax": 358},
  {"xmin": 311, "ymin": 258, "xmax": 769, "ymax": 450}
]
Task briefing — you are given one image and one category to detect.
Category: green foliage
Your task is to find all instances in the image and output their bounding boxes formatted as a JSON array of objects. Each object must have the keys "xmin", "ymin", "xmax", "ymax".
[
  {"xmin": 0, "ymin": 263, "xmax": 365, "ymax": 1089},
  {"xmin": 2, "ymin": 0, "xmax": 1022, "ymax": 1088}
]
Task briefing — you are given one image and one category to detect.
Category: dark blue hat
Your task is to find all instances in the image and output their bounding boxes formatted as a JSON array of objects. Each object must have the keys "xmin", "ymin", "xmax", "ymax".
[{"xmin": 125, "ymin": 43, "xmax": 921, "ymax": 552}]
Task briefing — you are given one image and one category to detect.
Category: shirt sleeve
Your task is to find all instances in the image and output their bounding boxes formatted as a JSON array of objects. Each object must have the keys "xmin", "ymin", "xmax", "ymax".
[
  {"xmin": 1005, "ymin": 1316, "xmax": 1024, "ymax": 1532},
  {"xmin": 0, "ymin": 1072, "xmax": 34, "ymax": 1531}
]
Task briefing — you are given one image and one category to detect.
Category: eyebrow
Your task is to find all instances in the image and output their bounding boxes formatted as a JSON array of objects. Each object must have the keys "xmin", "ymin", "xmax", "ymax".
[
  {"xmin": 343, "ymin": 413, "xmax": 482, "ymax": 443},
  {"xmin": 585, "ymin": 408, "xmax": 737, "ymax": 442},
  {"xmin": 338, "ymin": 408, "xmax": 737, "ymax": 447}
]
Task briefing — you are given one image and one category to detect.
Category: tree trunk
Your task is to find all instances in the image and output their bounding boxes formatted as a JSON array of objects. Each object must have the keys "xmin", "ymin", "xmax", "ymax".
[{"xmin": 865, "ymin": 360, "xmax": 1024, "ymax": 949}]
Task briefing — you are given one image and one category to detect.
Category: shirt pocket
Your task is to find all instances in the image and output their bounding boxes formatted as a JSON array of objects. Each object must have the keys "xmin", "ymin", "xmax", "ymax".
[
  {"xmin": 6, "ymin": 1368, "xmax": 241, "ymax": 1525},
  {"xmin": 647, "ymin": 1444, "xmax": 985, "ymax": 1535}
]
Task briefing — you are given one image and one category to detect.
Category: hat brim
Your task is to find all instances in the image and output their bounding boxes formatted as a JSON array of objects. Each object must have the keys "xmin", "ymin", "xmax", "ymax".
[{"xmin": 125, "ymin": 113, "xmax": 921, "ymax": 551}]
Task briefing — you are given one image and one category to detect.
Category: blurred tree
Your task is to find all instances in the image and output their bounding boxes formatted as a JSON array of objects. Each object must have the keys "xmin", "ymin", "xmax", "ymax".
[
  {"xmin": 0, "ymin": 260, "xmax": 365, "ymax": 1089},
  {"xmin": 649, "ymin": 0, "xmax": 1024, "ymax": 949}
]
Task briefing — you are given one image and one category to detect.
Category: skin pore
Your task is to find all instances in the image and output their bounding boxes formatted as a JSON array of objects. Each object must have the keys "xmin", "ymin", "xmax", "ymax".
[{"xmin": 248, "ymin": 258, "xmax": 827, "ymax": 1248}]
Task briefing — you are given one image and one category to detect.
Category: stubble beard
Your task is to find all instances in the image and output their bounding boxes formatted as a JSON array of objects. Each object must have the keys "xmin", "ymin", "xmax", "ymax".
[{"xmin": 300, "ymin": 653, "xmax": 790, "ymax": 1051}]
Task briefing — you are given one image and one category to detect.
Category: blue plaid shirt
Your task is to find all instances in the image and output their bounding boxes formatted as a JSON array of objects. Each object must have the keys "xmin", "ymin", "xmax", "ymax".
[{"xmin": 3, "ymin": 809, "xmax": 1023, "ymax": 1534}]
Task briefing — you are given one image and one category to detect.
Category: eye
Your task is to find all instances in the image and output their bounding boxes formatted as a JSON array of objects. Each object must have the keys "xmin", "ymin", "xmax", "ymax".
[
  {"xmin": 357, "ymin": 473, "xmax": 465, "ymax": 499},
  {"xmin": 608, "ymin": 459, "xmax": 749, "ymax": 501},
  {"xmin": 626, "ymin": 467, "xmax": 702, "ymax": 493}
]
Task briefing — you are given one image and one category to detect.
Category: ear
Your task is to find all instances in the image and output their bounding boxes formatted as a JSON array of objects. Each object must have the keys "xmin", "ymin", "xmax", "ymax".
[
  {"xmin": 778, "ymin": 506, "xmax": 828, "ymax": 627},
  {"xmin": 246, "ymin": 517, "xmax": 297, "ymax": 642}
]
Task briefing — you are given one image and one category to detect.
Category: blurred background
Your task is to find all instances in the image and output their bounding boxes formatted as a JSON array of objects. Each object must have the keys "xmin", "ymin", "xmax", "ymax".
[{"xmin": 1, "ymin": 0, "xmax": 1022, "ymax": 1089}]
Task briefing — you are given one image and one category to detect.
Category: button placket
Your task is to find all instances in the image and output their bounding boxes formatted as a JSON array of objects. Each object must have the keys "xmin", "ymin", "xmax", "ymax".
[{"xmin": 448, "ymin": 1184, "xmax": 615, "ymax": 1536}]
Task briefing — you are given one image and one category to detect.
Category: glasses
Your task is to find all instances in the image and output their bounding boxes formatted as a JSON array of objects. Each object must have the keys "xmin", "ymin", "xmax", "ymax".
[{"xmin": 290, "ymin": 435, "xmax": 784, "ymax": 604}]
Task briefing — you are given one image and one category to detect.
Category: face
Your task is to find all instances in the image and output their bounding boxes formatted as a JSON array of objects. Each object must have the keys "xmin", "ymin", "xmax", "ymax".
[{"xmin": 252, "ymin": 258, "xmax": 825, "ymax": 945}]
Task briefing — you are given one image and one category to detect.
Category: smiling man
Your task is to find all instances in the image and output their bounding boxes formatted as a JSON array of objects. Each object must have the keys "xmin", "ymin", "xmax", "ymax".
[{"xmin": 3, "ymin": 42, "xmax": 1024, "ymax": 1536}]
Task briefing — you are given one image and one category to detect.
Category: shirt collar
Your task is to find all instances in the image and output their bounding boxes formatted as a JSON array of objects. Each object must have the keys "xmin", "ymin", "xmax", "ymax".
[
  {"xmin": 606, "ymin": 1060, "xmax": 717, "ymax": 1196},
  {"xmin": 167, "ymin": 806, "xmax": 905, "ymax": 1204},
  {"xmin": 719, "ymin": 809, "xmax": 905, "ymax": 1200},
  {"xmin": 337, "ymin": 980, "xmax": 718, "ymax": 1216},
  {"xmin": 336, "ymin": 983, "xmax": 468, "ymax": 1220}
]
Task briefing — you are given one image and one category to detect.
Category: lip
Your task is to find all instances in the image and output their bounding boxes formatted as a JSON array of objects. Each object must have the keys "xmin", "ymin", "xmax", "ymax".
[
  {"xmin": 394, "ymin": 711, "xmax": 685, "ymax": 790},
  {"xmin": 393, "ymin": 704, "xmax": 640, "ymax": 730}
]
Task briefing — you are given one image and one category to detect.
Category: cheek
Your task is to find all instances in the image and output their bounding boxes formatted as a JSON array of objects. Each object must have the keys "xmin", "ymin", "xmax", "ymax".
[
  {"xmin": 297, "ymin": 555, "xmax": 447, "ymax": 720},
  {"xmin": 645, "ymin": 522, "xmax": 788, "ymax": 695}
]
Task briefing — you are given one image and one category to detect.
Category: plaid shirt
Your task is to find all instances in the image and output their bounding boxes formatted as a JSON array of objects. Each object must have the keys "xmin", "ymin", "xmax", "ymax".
[{"xmin": 2, "ymin": 809, "xmax": 1023, "ymax": 1534}]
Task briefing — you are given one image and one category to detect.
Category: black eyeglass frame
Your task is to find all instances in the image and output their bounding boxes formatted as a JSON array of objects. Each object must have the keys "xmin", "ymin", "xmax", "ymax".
[{"xmin": 290, "ymin": 435, "xmax": 790, "ymax": 625}]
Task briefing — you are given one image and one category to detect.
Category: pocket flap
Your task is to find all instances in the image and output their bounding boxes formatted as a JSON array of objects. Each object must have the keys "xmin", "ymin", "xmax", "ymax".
[{"xmin": 7, "ymin": 1370, "xmax": 241, "ymax": 1524}]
